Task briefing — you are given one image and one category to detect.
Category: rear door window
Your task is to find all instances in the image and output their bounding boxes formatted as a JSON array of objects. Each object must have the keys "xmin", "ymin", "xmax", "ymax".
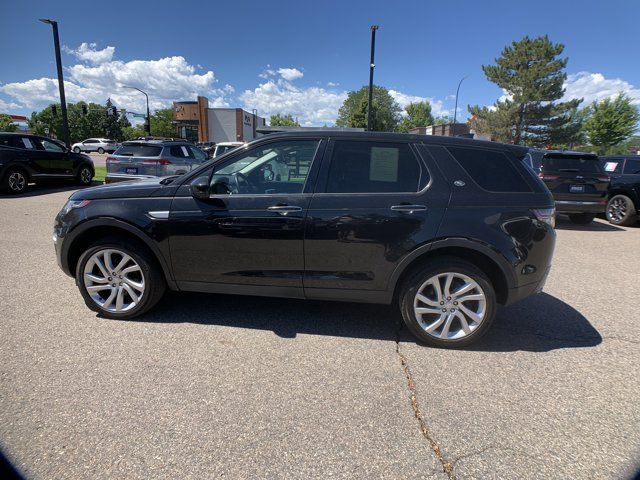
[
  {"xmin": 447, "ymin": 146, "xmax": 531, "ymax": 192},
  {"xmin": 325, "ymin": 140, "xmax": 425, "ymax": 193},
  {"xmin": 169, "ymin": 145, "xmax": 193, "ymax": 158},
  {"xmin": 542, "ymin": 155, "xmax": 603, "ymax": 174},
  {"xmin": 623, "ymin": 159, "xmax": 640, "ymax": 174},
  {"xmin": 115, "ymin": 144, "xmax": 162, "ymax": 157}
]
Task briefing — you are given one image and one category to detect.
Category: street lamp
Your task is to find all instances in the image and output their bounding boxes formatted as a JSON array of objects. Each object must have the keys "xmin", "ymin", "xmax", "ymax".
[
  {"xmin": 39, "ymin": 18, "xmax": 70, "ymax": 148},
  {"xmin": 452, "ymin": 76, "xmax": 468, "ymax": 137},
  {"xmin": 123, "ymin": 86, "xmax": 151, "ymax": 134},
  {"xmin": 367, "ymin": 25, "xmax": 379, "ymax": 132}
]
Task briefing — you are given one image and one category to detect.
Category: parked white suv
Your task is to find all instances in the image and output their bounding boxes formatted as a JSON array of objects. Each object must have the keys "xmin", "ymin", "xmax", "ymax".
[{"xmin": 71, "ymin": 138, "xmax": 118, "ymax": 154}]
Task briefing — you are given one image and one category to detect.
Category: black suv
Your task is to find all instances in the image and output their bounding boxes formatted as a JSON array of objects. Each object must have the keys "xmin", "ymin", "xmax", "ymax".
[
  {"xmin": 54, "ymin": 132, "xmax": 556, "ymax": 348},
  {"xmin": 0, "ymin": 133, "xmax": 95, "ymax": 194},
  {"xmin": 525, "ymin": 149, "xmax": 609, "ymax": 224},
  {"xmin": 600, "ymin": 156, "xmax": 640, "ymax": 226}
]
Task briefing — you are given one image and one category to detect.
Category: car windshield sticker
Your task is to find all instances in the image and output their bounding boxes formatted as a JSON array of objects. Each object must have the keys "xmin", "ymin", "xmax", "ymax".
[
  {"xmin": 181, "ymin": 146, "xmax": 189, "ymax": 157},
  {"xmin": 370, "ymin": 147, "xmax": 399, "ymax": 182},
  {"xmin": 604, "ymin": 162, "xmax": 618, "ymax": 172},
  {"xmin": 22, "ymin": 138, "xmax": 35, "ymax": 149}
]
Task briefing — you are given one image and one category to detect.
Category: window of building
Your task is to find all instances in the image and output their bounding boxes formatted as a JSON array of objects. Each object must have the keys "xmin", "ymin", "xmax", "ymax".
[
  {"xmin": 447, "ymin": 146, "xmax": 531, "ymax": 193},
  {"xmin": 325, "ymin": 141, "xmax": 424, "ymax": 193}
]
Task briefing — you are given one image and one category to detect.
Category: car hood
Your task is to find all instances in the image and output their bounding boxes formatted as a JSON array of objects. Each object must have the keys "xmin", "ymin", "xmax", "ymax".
[{"xmin": 70, "ymin": 177, "xmax": 172, "ymax": 200}]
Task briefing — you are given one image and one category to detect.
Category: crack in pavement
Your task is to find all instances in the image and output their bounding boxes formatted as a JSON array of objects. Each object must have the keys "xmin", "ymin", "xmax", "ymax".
[{"xmin": 394, "ymin": 323, "xmax": 455, "ymax": 479}]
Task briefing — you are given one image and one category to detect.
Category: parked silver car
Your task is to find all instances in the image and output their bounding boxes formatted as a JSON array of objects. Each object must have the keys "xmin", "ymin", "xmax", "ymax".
[
  {"xmin": 105, "ymin": 140, "xmax": 208, "ymax": 183},
  {"xmin": 71, "ymin": 138, "xmax": 117, "ymax": 154}
]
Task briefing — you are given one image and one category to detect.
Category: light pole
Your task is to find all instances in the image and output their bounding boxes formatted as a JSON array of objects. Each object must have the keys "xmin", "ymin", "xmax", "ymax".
[
  {"xmin": 39, "ymin": 19, "xmax": 70, "ymax": 148},
  {"xmin": 123, "ymin": 86, "xmax": 151, "ymax": 134},
  {"xmin": 452, "ymin": 76, "xmax": 468, "ymax": 137},
  {"xmin": 367, "ymin": 25, "xmax": 379, "ymax": 132}
]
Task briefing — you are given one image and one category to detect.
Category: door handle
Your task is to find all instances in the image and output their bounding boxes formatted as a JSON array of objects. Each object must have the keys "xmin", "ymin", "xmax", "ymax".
[
  {"xmin": 267, "ymin": 205, "xmax": 303, "ymax": 216},
  {"xmin": 390, "ymin": 204, "xmax": 427, "ymax": 213}
]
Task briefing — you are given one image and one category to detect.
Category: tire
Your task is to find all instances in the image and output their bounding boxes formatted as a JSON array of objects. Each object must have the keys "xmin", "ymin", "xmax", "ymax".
[
  {"xmin": 75, "ymin": 238, "xmax": 166, "ymax": 319},
  {"xmin": 73, "ymin": 147, "xmax": 81, "ymax": 153},
  {"xmin": 606, "ymin": 195, "xmax": 637, "ymax": 226},
  {"xmin": 399, "ymin": 257, "xmax": 497, "ymax": 348},
  {"xmin": 97, "ymin": 147, "xmax": 105, "ymax": 154},
  {"xmin": 568, "ymin": 213, "xmax": 595, "ymax": 225},
  {"xmin": 2, "ymin": 167, "xmax": 28, "ymax": 194},
  {"xmin": 76, "ymin": 164, "xmax": 94, "ymax": 186}
]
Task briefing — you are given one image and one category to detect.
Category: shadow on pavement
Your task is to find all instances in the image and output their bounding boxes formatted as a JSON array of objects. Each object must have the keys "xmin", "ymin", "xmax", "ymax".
[
  {"xmin": 127, "ymin": 290, "xmax": 601, "ymax": 353},
  {"xmin": 0, "ymin": 449, "xmax": 23, "ymax": 480},
  {"xmin": 554, "ymin": 216, "xmax": 625, "ymax": 232},
  {"xmin": 0, "ymin": 181, "xmax": 101, "ymax": 199}
]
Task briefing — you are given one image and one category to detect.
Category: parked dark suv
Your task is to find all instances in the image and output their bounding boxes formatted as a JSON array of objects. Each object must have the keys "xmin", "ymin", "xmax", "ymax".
[
  {"xmin": 600, "ymin": 156, "xmax": 640, "ymax": 226},
  {"xmin": 0, "ymin": 133, "xmax": 94, "ymax": 194},
  {"xmin": 54, "ymin": 132, "xmax": 556, "ymax": 347},
  {"xmin": 525, "ymin": 149, "xmax": 609, "ymax": 224}
]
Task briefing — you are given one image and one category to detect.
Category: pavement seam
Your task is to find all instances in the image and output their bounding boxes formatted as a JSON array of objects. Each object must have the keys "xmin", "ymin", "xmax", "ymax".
[{"xmin": 394, "ymin": 323, "xmax": 455, "ymax": 479}]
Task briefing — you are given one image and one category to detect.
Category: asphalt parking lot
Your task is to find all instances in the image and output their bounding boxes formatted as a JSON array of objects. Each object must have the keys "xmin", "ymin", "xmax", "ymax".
[{"xmin": 0, "ymin": 186, "xmax": 639, "ymax": 479}]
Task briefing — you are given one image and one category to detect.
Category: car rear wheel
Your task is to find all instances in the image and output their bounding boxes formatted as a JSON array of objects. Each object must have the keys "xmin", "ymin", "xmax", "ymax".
[
  {"xmin": 606, "ymin": 195, "xmax": 637, "ymax": 226},
  {"xmin": 73, "ymin": 147, "xmax": 81, "ymax": 153},
  {"xmin": 2, "ymin": 167, "xmax": 28, "ymax": 194},
  {"xmin": 76, "ymin": 165, "xmax": 93, "ymax": 186},
  {"xmin": 399, "ymin": 257, "xmax": 496, "ymax": 348},
  {"xmin": 76, "ymin": 239, "xmax": 166, "ymax": 319},
  {"xmin": 568, "ymin": 213, "xmax": 595, "ymax": 225},
  {"xmin": 98, "ymin": 147, "xmax": 105, "ymax": 154}
]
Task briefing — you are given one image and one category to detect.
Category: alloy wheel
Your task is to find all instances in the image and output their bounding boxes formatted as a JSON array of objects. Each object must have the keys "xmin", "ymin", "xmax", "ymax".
[
  {"xmin": 83, "ymin": 249, "xmax": 145, "ymax": 313},
  {"xmin": 8, "ymin": 172, "xmax": 26, "ymax": 192},
  {"xmin": 607, "ymin": 197, "xmax": 627, "ymax": 223},
  {"xmin": 413, "ymin": 272, "xmax": 487, "ymax": 340},
  {"xmin": 80, "ymin": 167, "xmax": 92, "ymax": 184}
]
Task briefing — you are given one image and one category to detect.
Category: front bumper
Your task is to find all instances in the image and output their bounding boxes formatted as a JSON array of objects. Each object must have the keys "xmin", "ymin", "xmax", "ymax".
[{"xmin": 554, "ymin": 200, "xmax": 606, "ymax": 214}]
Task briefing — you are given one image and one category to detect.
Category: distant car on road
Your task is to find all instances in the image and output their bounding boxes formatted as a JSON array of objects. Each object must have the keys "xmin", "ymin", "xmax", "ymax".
[
  {"xmin": 105, "ymin": 139, "xmax": 208, "ymax": 183},
  {"xmin": 600, "ymin": 155, "xmax": 640, "ymax": 225},
  {"xmin": 0, "ymin": 132, "xmax": 94, "ymax": 194},
  {"xmin": 71, "ymin": 138, "xmax": 118, "ymax": 154},
  {"xmin": 213, "ymin": 141, "xmax": 244, "ymax": 157},
  {"xmin": 525, "ymin": 149, "xmax": 609, "ymax": 224}
]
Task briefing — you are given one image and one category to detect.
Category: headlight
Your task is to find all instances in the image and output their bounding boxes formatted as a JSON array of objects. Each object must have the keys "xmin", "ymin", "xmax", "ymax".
[{"xmin": 60, "ymin": 199, "xmax": 91, "ymax": 216}]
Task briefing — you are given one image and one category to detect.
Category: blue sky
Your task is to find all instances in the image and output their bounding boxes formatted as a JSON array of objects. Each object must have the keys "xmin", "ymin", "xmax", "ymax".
[{"xmin": 1, "ymin": 0, "xmax": 638, "ymax": 126}]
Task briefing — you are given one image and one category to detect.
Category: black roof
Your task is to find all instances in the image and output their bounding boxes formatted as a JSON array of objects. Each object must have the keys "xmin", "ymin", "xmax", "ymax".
[
  {"xmin": 254, "ymin": 130, "xmax": 529, "ymax": 156},
  {"xmin": 529, "ymin": 147, "xmax": 598, "ymax": 158}
]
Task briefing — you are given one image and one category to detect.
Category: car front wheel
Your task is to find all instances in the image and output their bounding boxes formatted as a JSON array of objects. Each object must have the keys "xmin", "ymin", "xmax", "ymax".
[
  {"xmin": 606, "ymin": 195, "xmax": 637, "ymax": 226},
  {"xmin": 73, "ymin": 147, "xmax": 81, "ymax": 153},
  {"xmin": 76, "ymin": 239, "xmax": 166, "ymax": 319},
  {"xmin": 399, "ymin": 257, "xmax": 496, "ymax": 348},
  {"xmin": 98, "ymin": 147, "xmax": 105, "ymax": 154}
]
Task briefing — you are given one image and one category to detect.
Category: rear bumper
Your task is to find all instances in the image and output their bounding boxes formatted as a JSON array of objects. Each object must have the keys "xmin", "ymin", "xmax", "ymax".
[
  {"xmin": 105, "ymin": 174, "xmax": 156, "ymax": 184},
  {"xmin": 504, "ymin": 265, "xmax": 551, "ymax": 307},
  {"xmin": 554, "ymin": 200, "xmax": 606, "ymax": 214}
]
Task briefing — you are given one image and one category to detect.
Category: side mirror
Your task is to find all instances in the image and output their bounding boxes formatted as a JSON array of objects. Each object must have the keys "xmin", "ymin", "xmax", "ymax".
[{"xmin": 190, "ymin": 175, "xmax": 210, "ymax": 199}]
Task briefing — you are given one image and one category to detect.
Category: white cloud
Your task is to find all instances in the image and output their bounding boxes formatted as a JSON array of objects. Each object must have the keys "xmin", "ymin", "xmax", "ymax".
[
  {"xmin": 327, "ymin": 82, "xmax": 339, "ymax": 87},
  {"xmin": 0, "ymin": 98, "xmax": 21, "ymax": 110},
  {"xmin": 563, "ymin": 71, "xmax": 640, "ymax": 105},
  {"xmin": 0, "ymin": 44, "xmax": 231, "ymax": 112},
  {"xmin": 388, "ymin": 90, "xmax": 452, "ymax": 118},
  {"xmin": 277, "ymin": 67, "xmax": 303, "ymax": 81},
  {"xmin": 63, "ymin": 42, "xmax": 115, "ymax": 65},
  {"xmin": 240, "ymin": 79, "xmax": 347, "ymax": 126}
]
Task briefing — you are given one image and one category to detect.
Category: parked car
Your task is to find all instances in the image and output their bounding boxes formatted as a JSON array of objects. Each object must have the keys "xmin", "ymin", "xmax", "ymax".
[
  {"xmin": 525, "ymin": 149, "xmax": 609, "ymax": 224},
  {"xmin": 0, "ymin": 132, "xmax": 94, "ymax": 194},
  {"xmin": 600, "ymin": 155, "xmax": 640, "ymax": 225},
  {"xmin": 105, "ymin": 140, "xmax": 209, "ymax": 183},
  {"xmin": 54, "ymin": 132, "xmax": 556, "ymax": 348},
  {"xmin": 213, "ymin": 141, "xmax": 244, "ymax": 157},
  {"xmin": 71, "ymin": 138, "xmax": 118, "ymax": 154}
]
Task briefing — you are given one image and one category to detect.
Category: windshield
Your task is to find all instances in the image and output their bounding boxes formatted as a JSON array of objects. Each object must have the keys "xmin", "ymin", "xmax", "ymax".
[{"xmin": 542, "ymin": 155, "xmax": 603, "ymax": 174}]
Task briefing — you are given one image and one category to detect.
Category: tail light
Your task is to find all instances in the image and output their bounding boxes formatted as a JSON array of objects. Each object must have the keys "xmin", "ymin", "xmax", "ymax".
[
  {"xmin": 143, "ymin": 159, "xmax": 172, "ymax": 165},
  {"xmin": 106, "ymin": 156, "xmax": 117, "ymax": 163},
  {"xmin": 532, "ymin": 208, "xmax": 556, "ymax": 228},
  {"xmin": 538, "ymin": 172, "xmax": 559, "ymax": 180}
]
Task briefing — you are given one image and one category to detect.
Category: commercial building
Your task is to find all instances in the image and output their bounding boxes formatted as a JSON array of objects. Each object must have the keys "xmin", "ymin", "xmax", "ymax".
[{"xmin": 173, "ymin": 96, "xmax": 266, "ymax": 144}]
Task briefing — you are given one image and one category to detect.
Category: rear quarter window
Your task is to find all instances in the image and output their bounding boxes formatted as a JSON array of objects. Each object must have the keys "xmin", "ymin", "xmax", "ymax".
[
  {"xmin": 115, "ymin": 144, "xmax": 162, "ymax": 157},
  {"xmin": 447, "ymin": 146, "xmax": 531, "ymax": 193},
  {"xmin": 623, "ymin": 159, "xmax": 640, "ymax": 174}
]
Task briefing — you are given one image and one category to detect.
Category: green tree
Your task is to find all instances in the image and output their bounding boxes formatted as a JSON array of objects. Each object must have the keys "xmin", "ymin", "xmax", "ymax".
[
  {"xmin": 27, "ymin": 101, "xmax": 109, "ymax": 143},
  {"xmin": 122, "ymin": 125, "xmax": 147, "ymax": 140},
  {"xmin": 468, "ymin": 35, "xmax": 581, "ymax": 147},
  {"xmin": 336, "ymin": 85, "xmax": 402, "ymax": 131},
  {"xmin": 584, "ymin": 94, "xmax": 640, "ymax": 154},
  {"xmin": 398, "ymin": 101, "xmax": 434, "ymax": 132},
  {"xmin": 149, "ymin": 108, "xmax": 176, "ymax": 138},
  {"xmin": 434, "ymin": 116, "xmax": 453, "ymax": 125},
  {"xmin": 102, "ymin": 98, "xmax": 123, "ymax": 141},
  {"xmin": 0, "ymin": 114, "xmax": 17, "ymax": 132},
  {"xmin": 269, "ymin": 113, "xmax": 300, "ymax": 127}
]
